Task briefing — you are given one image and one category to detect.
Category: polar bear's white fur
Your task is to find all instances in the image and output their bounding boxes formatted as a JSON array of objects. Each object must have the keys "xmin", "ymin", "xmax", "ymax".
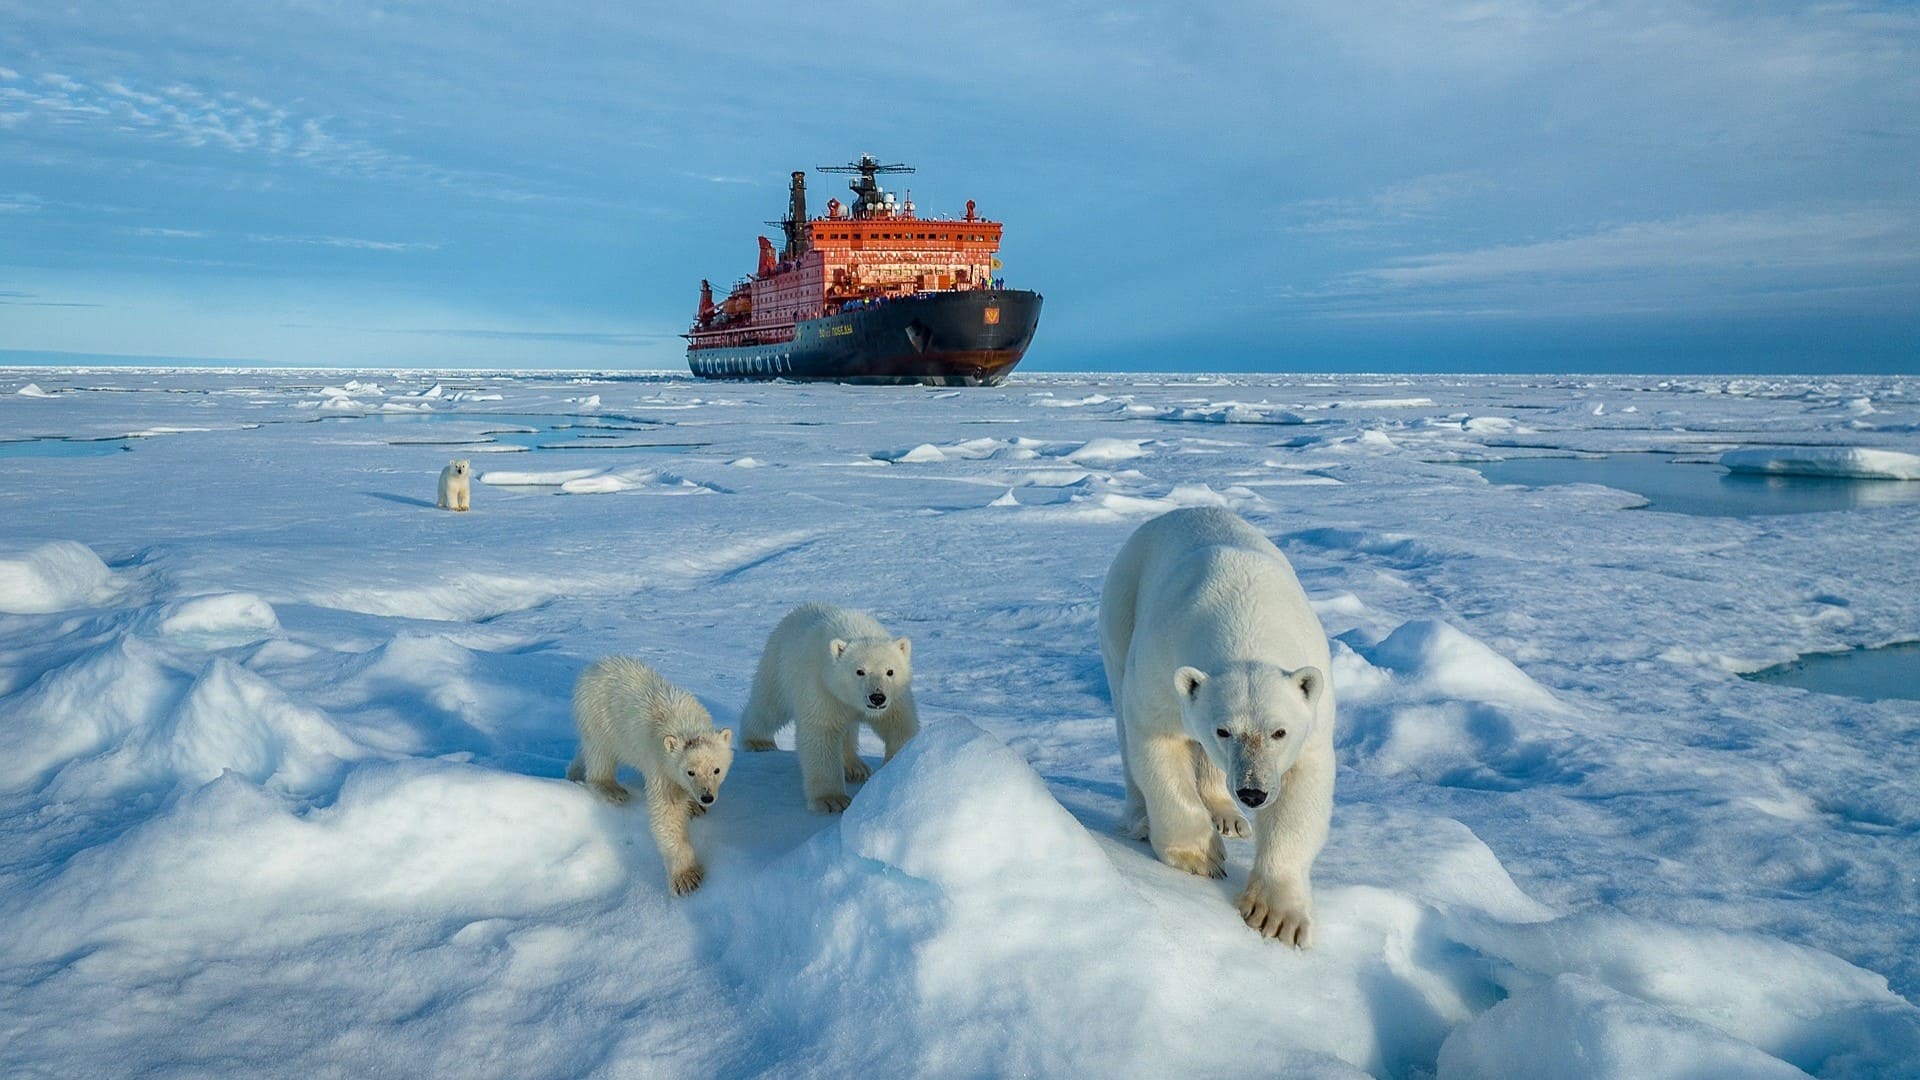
[
  {"xmin": 1100, "ymin": 507, "xmax": 1335, "ymax": 946},
  {"xmin": 567, "ymin": 657, "xmax": 734, "ymax": 895},
  {"xmin": 436, "ymin": 459, "xmax": 471, "ymax": 511},
  {"xmin": 741, "ymin": 602, "xmax": 918, "ymax": 813}
]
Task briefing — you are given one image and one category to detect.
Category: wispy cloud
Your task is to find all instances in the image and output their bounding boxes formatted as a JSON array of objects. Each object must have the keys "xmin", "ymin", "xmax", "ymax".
[
  {"xmin": 131, "ymin": 226, "xmax": 208, "ymax": 238},
  {"xmin": 1350, "ymin": 207, "xmax": 1920, "ymax": 288},
  {"xmin": 1284, "ymin": 173, "xmax": 1484, "ymax": 235},
  {"xmin": 374, "ymin": 327, "xmax": 676, "ymax": 347},
  {"xmin": 247, "ymin": 233, "xmax": 441, "ymax": 253},
  {"xmin": 0, "ymin": 289, "xmax": 103, "ymax": 308},
  {"xmin": 0, "ymin": 193, "xmax": 43, "ymax": 213},
  {"xmin": 0, "ymin": 70, "xmax": 538, "ymax": 201}
]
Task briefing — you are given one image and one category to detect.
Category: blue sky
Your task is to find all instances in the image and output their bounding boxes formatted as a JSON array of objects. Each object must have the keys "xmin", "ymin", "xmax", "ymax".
[{"xmin": 2, "ymin": 1, "xmax": 1916, "ymax": 373}]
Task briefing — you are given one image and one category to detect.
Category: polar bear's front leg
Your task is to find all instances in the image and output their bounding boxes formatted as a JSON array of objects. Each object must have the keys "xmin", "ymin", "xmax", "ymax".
[
  {"xmin": 1239, "ymin": 750, "xmax": 1332, "ymax": 946},
  {"xmin": 796, "ymin": 711, "xmax": 852, "ymax": 813},
  {"xmin": 872, "ymin": 689, "xmax": 919, "ymax": 763},
  {"xmin": 739, "ymin": 665, "xmax": 787, "ymax": 752},
  {"xmin": 646, "ymin": 780, "xmax": 704, "ymax": 895},
  {"xmin": 1192, "ymin": 742, "xmax": 1250, "ymax": 839},
  {"xmin": 841, "ymin": 724, "xmax": 871, "ymax": 782},
  {"xmin": 1135, "ymin": 731, "xmax": 1225, "ymax": 878}
]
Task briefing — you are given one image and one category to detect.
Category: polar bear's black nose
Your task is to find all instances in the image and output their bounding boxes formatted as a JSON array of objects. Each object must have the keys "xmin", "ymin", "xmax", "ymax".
[
  {"xmin": 699, "ymin": 793, "xmax": 715, "ymax": 804},
  {"xmin": 1236, "ymin": 787, "xmax": 1268, "ymax": 809},
  {"xmin": 868, "ymin": 692, "xmax": 887, "ymax": 709}
]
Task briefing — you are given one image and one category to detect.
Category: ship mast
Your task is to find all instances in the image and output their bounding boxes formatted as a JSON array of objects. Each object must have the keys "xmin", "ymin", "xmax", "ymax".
[
  {"xmin": 767, "ymin": 170, "xmax": 810, "ymax": 260},
  {"xmin": 817, "ymin": 153, "xmax": 915, "ymax": 219}
]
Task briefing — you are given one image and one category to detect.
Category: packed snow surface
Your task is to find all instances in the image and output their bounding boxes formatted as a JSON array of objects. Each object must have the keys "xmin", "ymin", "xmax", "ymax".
[{"xmin": 3, "ymin": 369, "xmax": 1919, "ymax": 1078}]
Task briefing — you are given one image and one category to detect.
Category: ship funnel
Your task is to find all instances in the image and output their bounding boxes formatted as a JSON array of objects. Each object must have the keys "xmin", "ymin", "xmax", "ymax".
[{"xmin": 785, "ymin": 170, "xmax": 808, "ymax": 259}]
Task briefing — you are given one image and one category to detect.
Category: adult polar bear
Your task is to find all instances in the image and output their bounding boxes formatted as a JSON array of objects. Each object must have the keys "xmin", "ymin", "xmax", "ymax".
[{"xmin": 1100, "ymin": 507, "xmax": 1334, "ymax": 946}]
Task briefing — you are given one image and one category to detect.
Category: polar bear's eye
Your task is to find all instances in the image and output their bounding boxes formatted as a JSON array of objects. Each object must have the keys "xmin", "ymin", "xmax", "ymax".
[
  {"xmin": 1271, "ymin": 729, "xmax": 1287, "ymax": 741},
  {"xmin": 686, "ymin": 770, "xmax": 695, "ymax": 777},
  {"xmin": 885, "ymin": 669, "xmax": 894, "ymax": 677},
  {"xmin": 855, "ymin": 669, "xmax": 865, "ymax": 677},
  {"xmin": 1215, "ymin": 727, "xmax": 1230, "ymax": 739}
]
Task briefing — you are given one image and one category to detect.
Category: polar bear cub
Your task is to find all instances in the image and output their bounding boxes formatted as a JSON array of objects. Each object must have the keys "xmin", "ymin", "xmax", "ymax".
[
  {"xmin": 437, "ymin": 459, "xmax": 471, "ymax": 511},
  {"xmin": 1100, "ymin": 507, "xmax": 1335, "ymax": 947},
  {"xmin": 567, "ymin": 657, "xmax": 734, "ymax": 896},
  {"xmin": 741, "ymin": 602, "xmax": 918, "ymax": 813}
]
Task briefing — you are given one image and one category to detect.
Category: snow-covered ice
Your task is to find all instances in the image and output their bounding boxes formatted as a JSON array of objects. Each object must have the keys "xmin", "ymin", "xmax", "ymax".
[
  {"xmin": 1722, "ymin": 447, "xmax": 1920, "ymax": 481},
  {"xmin": 2, "ymin": 369, "xmax": 1919, "ymax": 1078}
]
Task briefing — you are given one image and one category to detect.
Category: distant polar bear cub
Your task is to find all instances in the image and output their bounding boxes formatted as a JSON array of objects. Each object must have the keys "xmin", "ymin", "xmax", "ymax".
[
  {"xmin": 568, "ymin": 657, "xmax": 734, "ymax": 896},
  {"xmin": 741, "ymin": 602, "xmax": 918, "ymax": 813},
  {"xmin": 437, "ymin": 459, "xmax": 471, "ymax": 511},
  {"xmin": 1100, "ymin": 507, "xmax": 1335, "ymax": 947}
]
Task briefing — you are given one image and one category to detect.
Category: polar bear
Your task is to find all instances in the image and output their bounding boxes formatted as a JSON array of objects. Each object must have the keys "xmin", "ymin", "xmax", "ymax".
[
  {"xmin": 740, "ymin": 602, "xmax": 918, "ymax": 813},
  {"xmin": 567, "ymin": 657, "xmax": 734, "ymax": 896},
  {"xmin": 437, "ymin": 459, "xmax": 471, "ymax": 511},
  {"xmin": 1099, "ymin": 507, "xmax": 1335, "ymax": 946}
]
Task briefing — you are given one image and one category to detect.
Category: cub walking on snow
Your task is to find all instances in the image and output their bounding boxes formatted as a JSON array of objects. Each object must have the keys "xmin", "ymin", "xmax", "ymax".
[
  {"xmin": 567, "ymin": 657, "xmax": 734, "ymax": 896},
  {"xmin": 1100, "ymin": 507, "xmax": 1336, "ymax": 946},
  {"xmin": 436, "ymin": 459, "xmax": 471, "ymax": 511},
  {"xmin": 741, "ymin": 602, "xmax": 919, "ymax": 813}
]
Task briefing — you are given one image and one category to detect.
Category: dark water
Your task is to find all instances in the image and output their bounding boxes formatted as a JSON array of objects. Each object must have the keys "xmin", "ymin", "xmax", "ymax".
[
  {"xmin": 1473, "ymin": 454, "xmax": 1920, "ymax": 517},
  {"xmin": 0, "ymin": 438, "xmax": 132, "ymax": 458},
  {"xmin": 1743, "ymin": 642, "xmax": 1920, "ymax": 703}
]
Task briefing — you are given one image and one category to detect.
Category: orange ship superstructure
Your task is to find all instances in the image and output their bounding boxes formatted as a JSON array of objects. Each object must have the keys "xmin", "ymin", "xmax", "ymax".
[{"xmin": 687, "ymin": 154, "xmax": 1043, "ymax": 385}]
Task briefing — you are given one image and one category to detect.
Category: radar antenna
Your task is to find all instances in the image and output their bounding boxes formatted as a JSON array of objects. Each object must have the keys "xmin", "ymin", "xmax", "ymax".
[{"xmin": 816, "ymin": 153, "xmax": 916, "ymax": 219}]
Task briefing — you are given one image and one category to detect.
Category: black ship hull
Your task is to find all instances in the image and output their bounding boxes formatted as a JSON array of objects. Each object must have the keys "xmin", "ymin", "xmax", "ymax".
[{"xmin": 687, "ymin": 290, "xmax": 1042, "ymax": 386}]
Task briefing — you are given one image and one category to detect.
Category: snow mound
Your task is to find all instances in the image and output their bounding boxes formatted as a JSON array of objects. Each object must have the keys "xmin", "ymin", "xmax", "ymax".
[
  {"xmin": 1063, "ymin": 437, "xmax": 1149, "ymax": 464},
  {"xmin": 0, "ymin": 540, "xmax": 114, "ymax": 614},
  {"xmin": 478, "ymin": 467, "xmax": 602, "ymax": 486},
  {"xmin": 16, "ymin": 382, "xmax": 55, "ymax": 397},
  {"xmin": 310, "ymin": 573, "xmax": 564, "ymax": 622},
  {"xmin": 1437, "ymin": 974, "xmax": 1806, "ymax": 1080},
  {"xmin": 0, "ymin": 627, "xmax": 365, "ymax": 798},
  {"xmin": 701, "ymin": 721, "xmax": 1224, "ymax": 1075},
  {"xmin": 1337, "ymin": 622, "xmax": 1577, "ymax": 790},
  {"xmin": 877, "ymin": 437, "xmax": 1044, "ymax": 463},
  {"xmin": 145, "ymin": 592, "xmax": 281, "ymax": 648},
  {"xmin": 47, "ymin": 656, "xmax": 365, "ymax": 799},
  {"xmin": 1364, "ymin": 619, "xmax": 1563, "ymax": 713},
  {"xmin": 890, "ymin": 443, "xmax": 947, "ymax": 463},
  {"xmin": 3, "ymin": 762, "xmax": 624, "ymax": 962},
  {"xmin": 1720, "ymin": 447, "xmax": 1920, "ymax": 480},
  {"xmin": 481, "ymin": 466, "xmax": 717, "ymax": 495},
  {"xmin": 1443, "ymin": 912, "xmax": 1920, "ymax": 1075}
]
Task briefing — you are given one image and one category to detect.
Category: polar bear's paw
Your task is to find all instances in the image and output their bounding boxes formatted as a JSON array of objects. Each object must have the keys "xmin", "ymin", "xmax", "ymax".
[
  {"xmin": 744, "ymin": 738, "xmax": 777, "ymax": 752},
  {"xmin": 809, "ymin": 793, "xmax": 852, "ymax": 814},
  {"xmin": 589, "ymin": 780, "xmax": 631, "ymax": 805},
  {"xmin": 1123, "ymin": 813, "xmax": 1151, "ymax": 841},
  {"xmin": 844, "ymin": 757, "xmax": 872, "ymax": 782},
  {"xmin": 1209, "ymin": 805, "xmax": 1251, "ymax": 838},
  {"xmin": 1161, "ymin": 837, "xmax": 1227, "ymax": 879},
  {"xmin": 1236, "ymin": 876, "xmax": 1313, "ymax": 948},
  {"xmin": 670, "ymin": 862, "xmax": 706, "ymax": 897}
]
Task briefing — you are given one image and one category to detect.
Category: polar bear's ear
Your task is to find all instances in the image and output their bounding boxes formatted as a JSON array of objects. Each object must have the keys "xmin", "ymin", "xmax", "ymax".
[
  {"xmin": 1291, "ymin": 667, "xmax": 1325, "ymax": 708},
  {"xmin": 893, "ymin": 637, "xmax": 911, "ymax": 659},
  {"xmin": 1174, "ymin": 666, "xmax": 1208, "ymax": 699},
  {"xmin": 663, "ymin": 734, "xmax": 683, "ymax": 754},
  {"xmin": 717, "ymin": 727, "xmax": 734, "ymax": 746},
  {"xmin": 830, "ymin": 638, "xmax": 849, "ymax": 660}
]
